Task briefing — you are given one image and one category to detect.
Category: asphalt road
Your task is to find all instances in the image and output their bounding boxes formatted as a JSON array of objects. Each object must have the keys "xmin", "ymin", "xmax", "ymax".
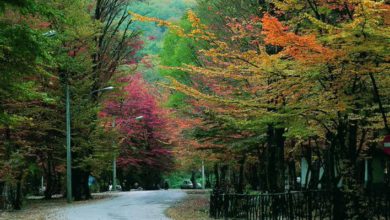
[{"xmin": 62, "ymin": 190, "xmax": 187, "ymax": 220}]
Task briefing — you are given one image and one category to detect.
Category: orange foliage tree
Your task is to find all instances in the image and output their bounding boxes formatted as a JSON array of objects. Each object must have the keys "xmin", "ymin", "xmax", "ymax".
[{"xmin": 131, "ymin": 1, "xmax": 389, "ymax": 209}]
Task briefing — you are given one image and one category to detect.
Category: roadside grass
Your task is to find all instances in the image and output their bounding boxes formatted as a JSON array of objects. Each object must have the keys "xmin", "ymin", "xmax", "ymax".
[
  {"xmin": 0, "ymin": 198, "xmax": 66, "ymax": 220},
  {"xmin": 166, "ymin": 190, "xmax": 212, "ymax": 220},
  {"xmin": 0, "ymin": 192, "xmax": 116, "ymax": 220}
]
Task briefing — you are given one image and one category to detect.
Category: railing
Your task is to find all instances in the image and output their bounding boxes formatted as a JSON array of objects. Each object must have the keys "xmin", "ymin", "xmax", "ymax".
[{"xmin": 210, "ymin": 190, "xmax": 390, "ymax": 220}]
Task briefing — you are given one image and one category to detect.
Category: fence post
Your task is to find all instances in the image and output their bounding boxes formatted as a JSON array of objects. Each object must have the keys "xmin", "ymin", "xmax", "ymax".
[
  {"xmin": 308, "ymin": 191, "xmax": 312, "ymax": 220},
  {"xmin": 223, "ymin": 194, "xmax": 228, "ymax": 220},
  {"xmin": 333, "ymin": 189, "xmax": 346, "ymax": 219},
  {"xmin": 246, "ymin": 195, "xmax": 250, "ymax": 220},
  {"xmin": 210, "ymin": 191, "xmax": 214, "ymax": 218},
  {"xmin": 288, "ymin": 192, "xmax": 293, "ymax": 220}
]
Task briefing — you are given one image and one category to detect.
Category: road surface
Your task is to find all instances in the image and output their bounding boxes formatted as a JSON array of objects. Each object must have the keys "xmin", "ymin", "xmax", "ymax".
[{"xmin": 61, "ymin": 190, "xmax": 186, "ymax": 220}]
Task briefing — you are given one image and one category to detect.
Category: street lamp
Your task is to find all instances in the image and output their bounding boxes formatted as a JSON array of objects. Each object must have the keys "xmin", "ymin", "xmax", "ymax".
[
  {"xmin": 135, "ymin": 116, "xmax": 144, "ymax": 120},
  {"xmin": 66, "ymin": 86, "xmax": 114, "ymax": 203},
  {"xmin": 112, "ymin": 115, "xmax": 144, "ymax": 191},
  {"xmin": 93, "ymin": 86, "xmax": 114, "ymax": 93},
  {"xmin": 43, "ymin": 30, "xmax": 57, "ymax": 37}
]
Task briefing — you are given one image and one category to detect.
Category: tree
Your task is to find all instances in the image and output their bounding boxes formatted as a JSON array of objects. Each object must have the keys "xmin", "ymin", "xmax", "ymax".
[
  {"xmin": 0, "ymin": 0, "xmax": 143, "ymax": 206},
  {"xmin": 102, "ymin": 74, "xmax": 175, "ymax": 189},
  {"xmin": 132, "ymin": 1, "xmax": 389, "ymax": 209},
  {"xmin": 62, "ymin": 0, "xmax": 141, "ymax": 200},
  {"xmin": 0, "ymin": 0, "xmax": 63, "ymax": 208},
  {"xmin": 93, "ymin": 0, "xmax": 140, "ymax": 90}
]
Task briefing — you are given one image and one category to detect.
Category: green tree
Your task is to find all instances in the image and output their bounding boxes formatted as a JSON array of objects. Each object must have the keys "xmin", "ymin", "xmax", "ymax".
[{"xmin": 0, "ymin": 0, "xmax": 61, "ymax": 209}]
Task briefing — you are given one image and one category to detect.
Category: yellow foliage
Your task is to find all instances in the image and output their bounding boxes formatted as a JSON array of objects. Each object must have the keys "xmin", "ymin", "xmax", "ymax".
[{"xmin": 136, "ymin": 2, "xmax": 390, "ymax": 146}]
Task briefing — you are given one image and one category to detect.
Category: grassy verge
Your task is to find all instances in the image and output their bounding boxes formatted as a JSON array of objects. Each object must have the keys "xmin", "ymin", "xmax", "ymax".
[
  {"xmin": 0, "ymin": 198, "xmax": 66, "ymax": 220},
  {"xmin": 166, "ymin": 190, "xmax": 213, "ymax": 220},
  {"xmin": 0, "ymin": 192, "xmax": 116, "ymax": 220}
]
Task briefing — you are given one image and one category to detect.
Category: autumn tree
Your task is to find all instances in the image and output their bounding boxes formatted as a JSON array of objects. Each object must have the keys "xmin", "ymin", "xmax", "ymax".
[
  {"xmin": 0, "ymin": 0, "xmax": 142, "ymax": 206},
  {"xmin": 64, "ymin": 0, "xmax": 141, "ymax": 200},
  {"xmin": 0, "ymin": 0, "xmax": 66, "ymax": 208},
  {"xmin": 102, "ymin": 74, "xmax": 175, "ymax": 189},
  {"xmin": 93, "ymin": 0, "xmax": 140, "ymax": 90},
  {"xmin": 132, "ymin": 2, "xmax": 389, "ymax": 211}
]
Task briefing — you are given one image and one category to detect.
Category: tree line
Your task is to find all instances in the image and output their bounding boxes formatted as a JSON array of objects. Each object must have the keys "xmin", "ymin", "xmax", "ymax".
[
  {"xmin": 0, "ymin": 0, "xmax": 177, "ymax": 210},
  {"xmin": 152, "ymin": 0, "xmax": 389, "ymax": 217}
]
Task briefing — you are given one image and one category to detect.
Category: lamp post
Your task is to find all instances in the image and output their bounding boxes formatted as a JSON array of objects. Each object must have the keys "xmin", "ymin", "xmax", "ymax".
[
  {"xmin": 202, "ymin": 160, "xmax": 205, "ymax": 189},
  {"xmin": 112, "ymin": 115, "xmax": 143, "ymax": 191},
  {"xmin": 66, "ymin": 86, "xmax": 114, "ymax": 203},
  {"xmin": 112, "ymin": 118, "xmax": 117, "ymax": 191},
  {"xmin": 66, "ymin": 84, "xmax": 71, "ymax": 203}
]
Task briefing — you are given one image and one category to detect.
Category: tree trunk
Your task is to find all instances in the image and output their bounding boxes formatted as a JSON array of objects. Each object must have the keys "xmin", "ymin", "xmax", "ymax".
[
  {"xmin": 266, "ymin": 125, "xmax": 276, "ymax": 192},
  {"xmin": 214, "ymin": 163, "xmax": 220, "ymax": 189},
  {"xmin": 274, "ymin": 127, "xmax": 285, "ymax": 192},
  {"xmin": 237, "ymin": 157, "xmax": 246, "ymax": 194},
  {"xmin": 11, "ymin": 174, "xmax": 23, "ymax": 210},
  {"xmin": 190, "ymin": 170, "xmax": 197, "ymax": 189},
  {"xmin": 72, "ymin": 168, "xmax": 82, "ymax": 201},
  {"xmin": 266, "ymin": 125, "xmax": 285, "ymax": 192},
  {"xmin": 44, "ymin": 157, "xmax": 53, "ymax": 199},
  {"xmin": 83, "ymin": 171, "xmax": 92, "ymax": 199},
  {"xmin": 287, "ymin": 156, "xmax": 296, "ymax": 190}
]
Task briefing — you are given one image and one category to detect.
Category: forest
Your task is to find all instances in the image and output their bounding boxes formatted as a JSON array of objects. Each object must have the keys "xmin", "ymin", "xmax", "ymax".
[{"xmin": 0, "ymin": 0, "xmax": 389, "ymax": 218}]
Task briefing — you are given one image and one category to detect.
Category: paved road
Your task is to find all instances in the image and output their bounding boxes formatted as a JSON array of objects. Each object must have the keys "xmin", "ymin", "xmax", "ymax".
[{"xmin": 61, "ymin": 190, "xmax": 186, "ymax": 220}]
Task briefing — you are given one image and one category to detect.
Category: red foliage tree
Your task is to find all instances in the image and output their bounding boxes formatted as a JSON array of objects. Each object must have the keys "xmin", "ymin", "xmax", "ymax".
[{"xmin": 102, "ymin": 74, "xmax": 174, "ymax": 176}]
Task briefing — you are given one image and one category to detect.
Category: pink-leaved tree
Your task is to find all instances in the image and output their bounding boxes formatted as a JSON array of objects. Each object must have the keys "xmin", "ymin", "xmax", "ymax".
[{"xmin": 101, "ymin": 74, "xmax": 174, "ymax": 188}]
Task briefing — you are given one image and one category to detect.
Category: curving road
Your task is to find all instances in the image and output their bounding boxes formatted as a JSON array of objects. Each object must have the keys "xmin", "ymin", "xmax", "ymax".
[{"xmin": 61, "ymin": 190, "xmax": 186, "ymax": 220}]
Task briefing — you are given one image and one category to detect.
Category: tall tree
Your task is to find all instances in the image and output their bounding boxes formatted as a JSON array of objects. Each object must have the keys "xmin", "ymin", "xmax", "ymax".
[
  {"xmin": 132, "ymin": 1, "xmax": 389, "ymax": 205},
  {"xmin": 102, "ymin": 74, "xmax": 174, "ymax": 189},
  {"xmin": 0, "ymin": 0, "xmax": 62, "ymax": 208}
]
